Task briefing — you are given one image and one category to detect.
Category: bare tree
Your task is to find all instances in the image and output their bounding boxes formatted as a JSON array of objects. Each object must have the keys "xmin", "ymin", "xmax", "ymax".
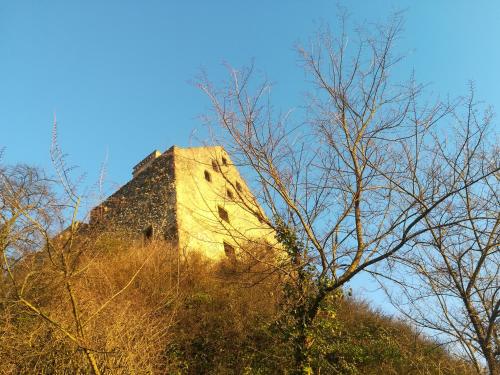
[
  {"xmin": 0, "ymin": 153, "xmax": 106, "ymax": 373},
  {"xmin": 198, "ymin": 13, "xmax": 499, "ymax": 373},
  {"xmin": 0, "ymin": 128, "xmax": 171, "ymax": 374},
  {"xmin": 0, "ymin": 164, "xmax": 56, "ymax": 260},
  {"xmin": 384, "ymin": 90, "xmax": 500, "ymax": 375}
]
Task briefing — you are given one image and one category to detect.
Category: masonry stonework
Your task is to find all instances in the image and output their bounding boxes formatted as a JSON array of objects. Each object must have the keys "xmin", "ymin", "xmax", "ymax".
[{"xmin": 90, "ymin": 145, "xmax": 274, "ymax": 259}]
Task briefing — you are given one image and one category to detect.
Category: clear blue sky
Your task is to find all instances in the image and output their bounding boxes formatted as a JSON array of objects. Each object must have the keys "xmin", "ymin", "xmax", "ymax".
[
  {"xmin": 1, "ymin": 1, "xmax": 499, "ymax": 307},
  {"xmin": 2, "ymin": 1, "xmax": 499, "ymax": 188}
]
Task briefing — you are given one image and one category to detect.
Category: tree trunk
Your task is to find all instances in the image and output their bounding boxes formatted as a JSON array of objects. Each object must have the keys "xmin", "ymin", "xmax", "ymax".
[
  {"xmin": 485, "ymin": 354, "xmax": 498, "ymax": 375},
  {"xmin": 294, "ymin": 327, "xmax": 313, "ymax": 375}
]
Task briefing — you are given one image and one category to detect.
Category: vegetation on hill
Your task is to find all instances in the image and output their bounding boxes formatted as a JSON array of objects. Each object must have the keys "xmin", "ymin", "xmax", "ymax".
[{"xmin": 1, "ymin": 235, "xmax": 474, "ymax": 374}]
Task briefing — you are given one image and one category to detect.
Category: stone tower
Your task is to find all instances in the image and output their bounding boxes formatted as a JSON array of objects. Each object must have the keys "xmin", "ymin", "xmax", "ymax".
[{"xmin": 89, "ymin": 145, "xmax": 274, "ymax": 259}]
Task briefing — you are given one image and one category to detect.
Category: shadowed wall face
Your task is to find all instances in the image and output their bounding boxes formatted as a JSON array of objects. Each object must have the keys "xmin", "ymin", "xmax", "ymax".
[{"xmin": 90, "ymin": 147, "xmax": 177, "ymax": 243}]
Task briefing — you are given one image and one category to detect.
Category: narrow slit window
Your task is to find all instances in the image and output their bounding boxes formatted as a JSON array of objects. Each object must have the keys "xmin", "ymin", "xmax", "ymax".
[
  {"xmin": 223, "ymin": 241, "xmax": 235, "ymax": 257},
  {"xmin": 144, "ymin": 225, "xmax": 154, "ymax": 241},
  {"xmin": 204, "ymin": 170, "xmax": 212, "ymax": 182},
  {"xmin": 212, "ymin": 159, "xmax": 220, "ymax": 172},
  {"xmin": 226, "ymin": 188, "xmax": 234, "ymax": 199},
  {"xmin": 90, "ymin": 205, "xmax": 106, "ymax": 224},
  {"xmin": 218, "ymin": 206, "xmax": 229, "ymax": 223},
  {"xmin": 221, "ymin": 156, "xmax": 228, "ymax": 166},
  {"xmin": 235, "ymin": 181, "xmax": 242, "ymax": 192}
]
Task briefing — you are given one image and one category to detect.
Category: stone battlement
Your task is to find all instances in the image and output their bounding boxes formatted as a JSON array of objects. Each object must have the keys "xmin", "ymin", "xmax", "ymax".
[{"xmin": 132, "ymin": 150, "xmax": 162, "ymax": 178}]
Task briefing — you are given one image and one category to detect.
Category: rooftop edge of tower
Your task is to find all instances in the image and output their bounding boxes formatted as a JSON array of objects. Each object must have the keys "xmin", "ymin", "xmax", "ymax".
[{"xmin": 132, "ymin": 145, "xmax": 228, "ymax": 178}]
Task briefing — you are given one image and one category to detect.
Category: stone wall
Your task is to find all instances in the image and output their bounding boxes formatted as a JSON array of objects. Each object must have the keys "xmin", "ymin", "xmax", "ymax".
[
  {"xmin": 90, "ymin": 147, "xmax": 177, "ymax": 242},
  {"xmin": 174, "ymin": 146, "xmax": 275, "ymax": 259},
  {"xmin": 88, "ymin": 145, "xmax": 275, "ymax": 259}
]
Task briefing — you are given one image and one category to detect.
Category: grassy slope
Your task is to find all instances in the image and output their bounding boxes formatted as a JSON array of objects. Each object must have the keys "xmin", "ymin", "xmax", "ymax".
[{"xmin": 0, "ymin": 239, "xmax": 475, "ymax": 374}]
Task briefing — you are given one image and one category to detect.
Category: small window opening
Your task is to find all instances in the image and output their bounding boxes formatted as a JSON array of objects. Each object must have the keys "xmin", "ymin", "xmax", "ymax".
[
  {"xmin": 223, "ymin": 241, "xmax": 235, "ymax": 258},
  {"xmin": 204, "ymin": 170, "xmax": 212, "ymax": 182},
  {"xmin": 96, "ymin": 206, "xmax": 105, "ymax": 216},
  {"xmin": 235, "ymin": 181, "xmax": 242, "ymax": 192},
  {"xmin": 212, "ymin": 159, "xmax": 220, "ymax": 172},
  {"xmin": 226, "ymin": 188, "xmax": 234, "ymax": 199},
  {"xmin": 218, "ymin": 206, "xmax": 229, "ymax": 223},
  {"xmin": 221, "ymin": 156, "xmax": 228, "ymax": 166},
  {"xmin": 144, "ymin": 225, "xmax": 154, "ymax": 241},
  {"xmin": 90, "ymin": 205, "xmax": 105, "ymax": 224}
]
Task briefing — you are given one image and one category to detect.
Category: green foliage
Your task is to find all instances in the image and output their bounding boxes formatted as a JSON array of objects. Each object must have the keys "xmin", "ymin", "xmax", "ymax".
[{"xmin": 260, "ymin": 220, "xmax": 472, "ymax": 374}]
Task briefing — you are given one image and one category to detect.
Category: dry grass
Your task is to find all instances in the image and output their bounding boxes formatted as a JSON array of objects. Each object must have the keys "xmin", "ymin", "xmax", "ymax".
[{"xmin": 0, "ymin": 237, "xmax": 475, "ymax": 374}]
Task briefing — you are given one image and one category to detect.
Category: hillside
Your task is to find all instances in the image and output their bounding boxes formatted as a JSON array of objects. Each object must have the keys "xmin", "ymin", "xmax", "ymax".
[{"xmin": 0, "ymin": 237, "xmax": 474, "ymax": 374}]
